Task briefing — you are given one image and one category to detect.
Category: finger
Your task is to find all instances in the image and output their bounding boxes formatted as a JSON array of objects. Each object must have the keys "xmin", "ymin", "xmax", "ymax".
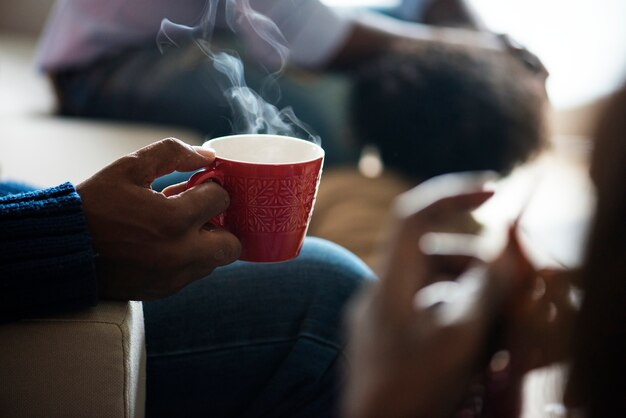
[
  {"xmin": 413, "ymin": 264, "xmax": 492, "ymax": 320},
  {"xmin": 162, "ymin": 181, "xmax": 188, "ymax": 197},
  {"xmin": 378, "ymin": 191, "xmax": 494, "ymax": 316},
  {"xmin": 125, "ymin": 138, "xmax": 215, "ymax": 186},
  {"xmin": 170, "ymin": 181, "xmax": 231, "ymax": 227},
  {"xmin": 420, "ymin": 232, "xmax": 493, "ymax": 260},
  {"xmin": 493, "ymin": 225, "xmax": 537, "ymax": 315},
  {"xmin": 377, "ymin": 172, "xmax": 497, "ymax": 315},
  {"xmin": 189, "ymin": 227, "xmax": 242, "ymax": 271},
  {"xmin": 404, "ymin": 190, "xmax": 495, "ymax": 224},
  {"xmin": 393, "ymin": 171, "xmax": 497, "ymax": 220},
  {"xmin": 376, "ymin": 217, "xmax": 428, "ymax": 317},
  {"xmin": 427, "ymin": 254, "xmax": 480, "ymax": 283},
  {"xmin": 506, "ymin": 225, "xmax": 536, "ymax": 287},
  {"xmin": 140, "ymin": 227, "xmax": 240, "ymax": 298}
]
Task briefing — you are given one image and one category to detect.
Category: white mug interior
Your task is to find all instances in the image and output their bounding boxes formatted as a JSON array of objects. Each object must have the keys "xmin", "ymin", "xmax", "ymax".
[{"xmin": 204, "ymin": 134, "xmax": 324, "ymax": 164}]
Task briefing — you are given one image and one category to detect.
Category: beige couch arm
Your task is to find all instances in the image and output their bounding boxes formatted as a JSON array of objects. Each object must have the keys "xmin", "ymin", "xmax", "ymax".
[{"xmin": 0, "ymin": 301, "xmax": 146, "ymax": 418}]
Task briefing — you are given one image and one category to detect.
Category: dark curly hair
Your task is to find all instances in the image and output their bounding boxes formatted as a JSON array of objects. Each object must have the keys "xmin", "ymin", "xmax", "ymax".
[{"xmin": 349, "ymin": 44, "xmax": 547, "ymax": 181}]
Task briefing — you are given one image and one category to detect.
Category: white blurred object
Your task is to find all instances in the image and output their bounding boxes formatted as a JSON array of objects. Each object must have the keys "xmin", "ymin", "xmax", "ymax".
[
  {"xmin": 474, "ymin": 137, "xmax": 595, "ymax": 270},
  {"xmin": 324, "ymin": 0, "xmax": 626, "ymax": 109},
  {"xmin": 468, "ymin": 0, "xmax": 626, "ymax": 109},
  {"xmin": 358, "ymin": 145, "xmax": 384, "ymax": 178}
]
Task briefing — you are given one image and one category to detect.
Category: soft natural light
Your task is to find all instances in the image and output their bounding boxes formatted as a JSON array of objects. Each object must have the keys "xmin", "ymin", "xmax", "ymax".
[
  {"xmin": 322, "ymin": 0, "xmax": 626, "ymax": 109},
  {"xmin": 468, "ymin": 0, "xmax": 626, "ymax": 108}
]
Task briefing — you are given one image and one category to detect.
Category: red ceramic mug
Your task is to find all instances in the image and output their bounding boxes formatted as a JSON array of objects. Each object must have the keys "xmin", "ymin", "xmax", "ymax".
[{"xmin": 187, "ymin": 134, "xmax": 325, "ymax": 262}]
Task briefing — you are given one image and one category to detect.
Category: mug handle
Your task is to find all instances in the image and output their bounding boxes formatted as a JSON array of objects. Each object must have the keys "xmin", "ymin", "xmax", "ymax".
[
  {"xmin": 186, "ymin": 167, "xmax": 224, "ymax": 189},
  {"xmin": 186, "ymin": 167, "xmax": 226, "ymax": 227}
]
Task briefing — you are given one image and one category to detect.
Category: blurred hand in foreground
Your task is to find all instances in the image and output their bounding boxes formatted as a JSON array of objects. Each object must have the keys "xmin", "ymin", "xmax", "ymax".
[
  {"xmin": 77, "ymin": 138, "xmax": 241, "ymax": 301},
  {"xmin": 343, "ymin": 171, "xmax": 577, "ymax": 418},
  {"xmin": 483, "ymin": 236, "xmax": 578, "ymax": 417},
  {"xmin": 343, "ymin": 172, "xmax": 500, "ymax": 418}
]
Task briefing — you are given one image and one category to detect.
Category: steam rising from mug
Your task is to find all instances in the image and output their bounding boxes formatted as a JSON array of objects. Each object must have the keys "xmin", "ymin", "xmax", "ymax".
[{"xmin": 156, "ymin": 0, "xmax": 321, "ymax": 145}]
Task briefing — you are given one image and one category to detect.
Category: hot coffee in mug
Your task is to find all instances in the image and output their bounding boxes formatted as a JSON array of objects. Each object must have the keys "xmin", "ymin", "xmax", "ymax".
[{"xmin": 187, "ymin": 134, "xmax": 324, "ymax": 262}]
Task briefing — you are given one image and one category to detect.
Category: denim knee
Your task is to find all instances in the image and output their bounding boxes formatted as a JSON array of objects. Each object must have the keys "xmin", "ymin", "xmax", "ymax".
[{"xmin": 277, "ymin": 237, "xmax": 376, "ymax": 345}]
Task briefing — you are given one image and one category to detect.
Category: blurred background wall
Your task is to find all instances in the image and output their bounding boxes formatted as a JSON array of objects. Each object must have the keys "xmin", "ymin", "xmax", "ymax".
[{"xmin": 0, "ymin": 0, "xmax": 54, "ymax": 35}]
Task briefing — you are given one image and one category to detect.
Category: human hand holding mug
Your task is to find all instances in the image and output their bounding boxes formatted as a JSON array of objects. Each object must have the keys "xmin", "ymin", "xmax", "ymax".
[
  {"xmin": 77, "ymin": 138, "xmax": 241, "ymax": 301},
  {"xmin": 186, "ymin": 134, "xmax": 325, "ymax": 262}
]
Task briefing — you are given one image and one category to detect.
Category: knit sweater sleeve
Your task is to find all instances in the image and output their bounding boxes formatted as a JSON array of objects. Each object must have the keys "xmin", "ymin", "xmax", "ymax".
[{"xmin": 0, "ymin": 182, "xmax": 98, "ymax": 320}]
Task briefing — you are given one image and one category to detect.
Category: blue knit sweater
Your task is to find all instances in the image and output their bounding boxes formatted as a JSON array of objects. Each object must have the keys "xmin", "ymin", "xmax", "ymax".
[{"xmin": 0, "ymin": 182, "xmax": 98, "ymax": 319}]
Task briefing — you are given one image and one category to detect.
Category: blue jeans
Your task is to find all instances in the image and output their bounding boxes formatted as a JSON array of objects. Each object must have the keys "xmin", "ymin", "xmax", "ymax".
[{"xmin": 142, "ymin": 237, "xmax": 375, "ymax": 417}]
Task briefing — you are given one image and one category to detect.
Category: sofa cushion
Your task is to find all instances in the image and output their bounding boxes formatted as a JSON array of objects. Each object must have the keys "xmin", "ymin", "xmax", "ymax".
[{"xmin": 0, "ymin": 301, "xmax": 146, "ymax": 418}]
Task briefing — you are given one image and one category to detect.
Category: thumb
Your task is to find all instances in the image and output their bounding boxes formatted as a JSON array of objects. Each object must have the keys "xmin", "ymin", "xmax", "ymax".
[{"xmin": 125, "ymin": 138, "xmax": 215, "ymax": 186}]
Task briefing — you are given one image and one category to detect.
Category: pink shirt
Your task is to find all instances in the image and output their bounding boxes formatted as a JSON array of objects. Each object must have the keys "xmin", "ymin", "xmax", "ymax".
[{"xmin": 37, "ymin": 0, "xmax": 354, "ymax": 71}]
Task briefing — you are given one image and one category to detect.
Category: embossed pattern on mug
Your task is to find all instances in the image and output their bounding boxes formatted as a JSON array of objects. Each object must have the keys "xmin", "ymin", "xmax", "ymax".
[{"xmin": 225, "ymin": 172, "xmax": 321, "ymax": 233}]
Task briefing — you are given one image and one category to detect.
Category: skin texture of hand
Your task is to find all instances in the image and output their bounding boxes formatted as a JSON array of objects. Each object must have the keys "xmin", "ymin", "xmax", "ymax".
[
  {"xmin": 76, "ymin": 138, "xmax": 241, "ymax": 301},
  {"xmin": 482, "ymin": 232, "xmax": 578, "ymax": 418},
  {"xmin": 343, "ymin": 172, "xmax": 502, "ymax": 418}
]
